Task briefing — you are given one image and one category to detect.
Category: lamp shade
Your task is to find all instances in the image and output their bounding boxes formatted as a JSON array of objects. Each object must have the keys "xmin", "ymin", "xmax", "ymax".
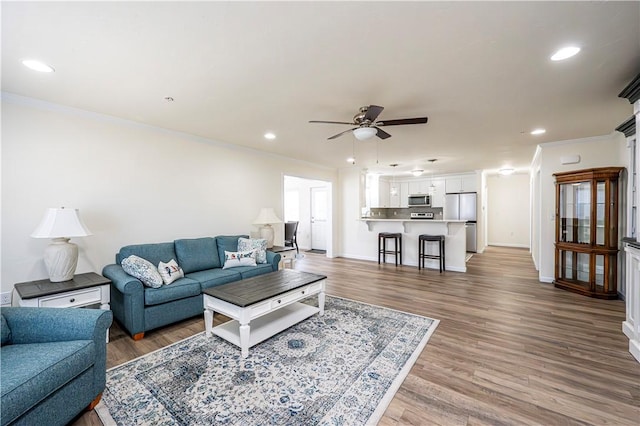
[
  {"xmin": 31, "ymin": 207, "xmax": 92, "ymax": 238},
  {"xmin": 353, "ymin": 127, "xmax": 377, "ymax": 141},
  {"xmin": 253, "ymin": 208, "xmax": 282, "ymax": 225}
]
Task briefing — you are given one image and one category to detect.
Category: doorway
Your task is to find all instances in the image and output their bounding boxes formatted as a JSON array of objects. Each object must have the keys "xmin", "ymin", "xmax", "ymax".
[{"xmin": 283, "ymin": 175, "xmax": 332, "ymax": 257}]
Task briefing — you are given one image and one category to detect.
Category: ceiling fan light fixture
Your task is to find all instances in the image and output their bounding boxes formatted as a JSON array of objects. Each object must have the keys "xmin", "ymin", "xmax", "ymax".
[
  {"xmin": 353, "ymin": 127, "xmax": 377, "ymax": 141},
  {"xmin": 411, "ymin": 169, "xmax": 424, "ymax": 177}
]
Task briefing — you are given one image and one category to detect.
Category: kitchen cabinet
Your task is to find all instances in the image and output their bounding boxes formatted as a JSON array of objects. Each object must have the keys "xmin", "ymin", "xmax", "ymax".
[
  {"xmin": 399, "ymin": 182, "xmax": 409, "ymax": 207},
  {"xmin": 553, "ymin": 167, "xmax": 623, "ymax": 299},
  {"xmin": 445, "ymin": 174, "xmax": 477, "ymax": 193},
  {"xmin": 430, "ymin": 179, "xmax": 445, "ymax": 207},
  {"xmin": 408, "ymin": 179, "xmax": 429, "ymax": 195},
  {"xmin": 378, "ymin": 179, "xmax": 390, "ymax": 207}
]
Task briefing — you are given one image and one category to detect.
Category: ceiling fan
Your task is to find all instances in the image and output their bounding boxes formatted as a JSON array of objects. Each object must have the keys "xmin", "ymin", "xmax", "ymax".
[{"xmin": 309, "ymin": 105, "xmax": 428, "ymax": 141}]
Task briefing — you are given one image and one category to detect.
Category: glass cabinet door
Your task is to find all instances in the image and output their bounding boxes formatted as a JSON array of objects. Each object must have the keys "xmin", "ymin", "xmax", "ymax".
[
  {"xmin": 558, "ymin": 250, "xmax": 590, "ymax": 284},
  {"xmin": 559, "ymin": 181, "xmax": 590, "ymax": 244},
  {"xmin": 595, "ymin": 181, "xmax": 605, "ymax": 245}
]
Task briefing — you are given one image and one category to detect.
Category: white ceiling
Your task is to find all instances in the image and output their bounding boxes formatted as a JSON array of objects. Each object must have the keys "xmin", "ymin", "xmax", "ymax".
[{"xmin": 2, "ymin": 1, "xmax": 639, "ymax": 176}]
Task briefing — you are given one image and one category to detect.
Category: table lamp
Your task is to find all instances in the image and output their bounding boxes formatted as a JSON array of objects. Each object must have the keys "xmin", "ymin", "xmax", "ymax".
[
  {"xmin": 253, "ymin": 207, "xmax": 282, "ymax": 248},
  {"xmin": 31, "ymin": 207, "xmax": 92, "ymax": 282}
]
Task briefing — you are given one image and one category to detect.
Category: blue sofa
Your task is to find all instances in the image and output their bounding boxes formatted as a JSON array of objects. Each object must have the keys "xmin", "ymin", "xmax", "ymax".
[
  {"xmin": 1, "ymin": 307, "xmax": 113, "ymax": 426},
  {"xmin": 102, "ymin": 235, "xmax": 281, "ymax": 340}
]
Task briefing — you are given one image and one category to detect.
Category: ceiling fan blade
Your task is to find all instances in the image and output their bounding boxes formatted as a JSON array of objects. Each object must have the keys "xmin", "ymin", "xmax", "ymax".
[
  {"xmin": 376, "ymin": 117, "xmax": 428, "ymax": 126},
  {"xmin": 309, "ymin": 120, "xmax": 356, "ymax": 125},
  {"xmin": 375, "ymin": 127, "xmax": 392, "ymax": 139},
  {"xmin": 363, "ymin": 105, "xmax": 384, "ymax": 122},
  {"xmin": 328, "ymin": 128, "xmax": 357, "ymax": 140}
]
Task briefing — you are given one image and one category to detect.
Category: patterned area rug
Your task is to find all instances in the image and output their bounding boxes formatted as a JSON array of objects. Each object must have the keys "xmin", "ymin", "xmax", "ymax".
[{"xmin": 97, "ymin": 296, "xmax": 439, "ymax": 425}]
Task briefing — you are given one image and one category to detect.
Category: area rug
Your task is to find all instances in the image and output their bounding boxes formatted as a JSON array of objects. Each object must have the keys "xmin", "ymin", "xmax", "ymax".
[{"xmin": 97, "ymin": 296, "xmax": 439, "ymax": 426}]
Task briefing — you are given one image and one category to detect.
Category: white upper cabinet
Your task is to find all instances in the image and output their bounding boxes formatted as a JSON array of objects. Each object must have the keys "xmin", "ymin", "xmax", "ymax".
[
  {"xmin": 408, "ymin": 179, "xmax": 429, "ymax": 194},
  {"xmin": 399, "ymin": 182, "xmax": 409, "ymax": 207},
  {"xmin": 430, "ymin": 179, "xmax": 446, "ymax": 207},
  {"xmin": 378, "ymin": 179, "xmax": 390, "ymax": 207},
  {"xmin": 445, "ymin": 174, "xmax": 478, "ymax": 193}
]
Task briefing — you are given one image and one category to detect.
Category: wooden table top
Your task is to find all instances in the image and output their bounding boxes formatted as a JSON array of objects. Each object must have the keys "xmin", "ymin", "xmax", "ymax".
[
  {"xmin": 14, "ymin": 272, "xmax": 111, "ymax": 299},
  {"xmin": 203, "ymin": 269, "xmax": 326, "ymax": 307}
]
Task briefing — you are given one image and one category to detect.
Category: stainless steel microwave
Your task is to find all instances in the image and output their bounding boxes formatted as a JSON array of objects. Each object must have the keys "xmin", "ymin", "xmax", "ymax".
[{"xmin": 408, "ymin": 194, "xmax": 431, "ymax": 206}]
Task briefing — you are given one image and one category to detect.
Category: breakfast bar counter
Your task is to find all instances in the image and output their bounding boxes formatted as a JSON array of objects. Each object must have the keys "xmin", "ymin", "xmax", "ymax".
[{"xmin": 360, "ymin": 218, "xmax": 468, "ymax": 272}]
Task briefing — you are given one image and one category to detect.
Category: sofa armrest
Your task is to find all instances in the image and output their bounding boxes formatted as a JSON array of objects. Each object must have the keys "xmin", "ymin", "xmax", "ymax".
[
  {"xmin": 102, "ymin": 264, "xmax": 145, "ymax": 336},
  {"xmin": 2, "ymin": 307, "xmax": 112, "ymax": 345},
  {"xmin": 102, "ymin": 264, "xmax": 143, "ymax": 295},
  {"xmin": 266, "ymin": 251, "xmax": 281, "ymax": 272}
]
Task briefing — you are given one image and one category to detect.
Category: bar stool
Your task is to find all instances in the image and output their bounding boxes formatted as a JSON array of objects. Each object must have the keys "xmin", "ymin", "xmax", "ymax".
[
  {"xmin": 418, "ymin": 234, "xmax": 445, "ymax": 273},
  {"xmin": 378, "ymin": 232, "xmax": 402, "ymax": 266}
]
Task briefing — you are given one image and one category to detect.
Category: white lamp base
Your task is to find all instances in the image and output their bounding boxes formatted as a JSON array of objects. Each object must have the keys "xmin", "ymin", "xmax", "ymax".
[
  {"xmin": 259, "ymin": 225, "xmax": 275, "ymax": 248},
  {"xmin": 43, "ymin": 238, "xmax": 78, "ymax": 282}
]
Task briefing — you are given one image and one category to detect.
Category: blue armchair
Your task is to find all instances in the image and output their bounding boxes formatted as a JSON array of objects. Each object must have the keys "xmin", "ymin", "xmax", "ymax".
[{"xmin": 1, "ymin": 307, "xmax": 113, "ymax": 426}]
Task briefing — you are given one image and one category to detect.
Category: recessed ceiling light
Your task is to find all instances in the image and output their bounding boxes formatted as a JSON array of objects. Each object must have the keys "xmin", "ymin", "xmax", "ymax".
[
  {"xmin": 22, "ymin": 59, "xmax": 55, "ymax": 73},
  {"xmin": 346, "ymin": 157, "xmax": 356, "ymax": 164},
  {"xmin": 551, "ymin": 46, "xmax": 580, "ymax": 61},
  {"xmin": 264, "ymin": 132, "xmax": 276, "ymax": 140},
  {"xmin": 499, "ymin": 168, "xmax": 515, "ymax": 176},
  {"xmin": 411, "ymin": 169, "xmax": 424, "ymax": 177},
  {"xmin": 531, "ymin": 128, "xmax": 546, "ymax": 135}
]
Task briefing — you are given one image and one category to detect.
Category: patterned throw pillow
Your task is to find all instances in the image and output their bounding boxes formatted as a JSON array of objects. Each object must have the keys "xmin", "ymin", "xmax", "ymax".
[
  {"xmin": 222, "ymin": 250, "xmax": 257, "ymax": 269},
  {"xmin": 157, "ymin": 259, "xmax": 184, "ymax": 285},
  {"xmin": 238, "ymin": 238, "xmax": 267, "ymax": 264},
  {"xmin": 122, "ymin": 255, "xmax": 163, "ymax": 288}
]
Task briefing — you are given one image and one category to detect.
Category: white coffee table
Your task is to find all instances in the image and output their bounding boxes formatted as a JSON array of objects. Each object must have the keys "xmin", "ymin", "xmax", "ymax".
[{"xmin": 203, "ymin": 269, "xmax": 326, "ymax": 358}]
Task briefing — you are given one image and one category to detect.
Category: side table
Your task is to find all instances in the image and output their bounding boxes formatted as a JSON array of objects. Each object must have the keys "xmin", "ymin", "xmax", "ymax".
[
  {"xmin": 14, "ymin": 272, "xmax": 111, "ymax": 342},
  {"xmin": 270, "ymin": 245, "xmax": 297, "ymax": 269},
  {"xmin": 14, "ymin": 272, "xmax": 111, "ymax": 310}
]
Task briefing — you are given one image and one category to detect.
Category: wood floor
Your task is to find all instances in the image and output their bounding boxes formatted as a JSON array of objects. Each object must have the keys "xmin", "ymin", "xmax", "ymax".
[{"xmin": 73, "ymin": 246, "xmax": 640, "ymax": 425}]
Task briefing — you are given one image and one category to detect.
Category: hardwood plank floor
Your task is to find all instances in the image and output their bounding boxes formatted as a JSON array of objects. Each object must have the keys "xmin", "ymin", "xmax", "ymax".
[{"xmin": 72, "ymin": 247, "xmax": 640, "ymax": 425}]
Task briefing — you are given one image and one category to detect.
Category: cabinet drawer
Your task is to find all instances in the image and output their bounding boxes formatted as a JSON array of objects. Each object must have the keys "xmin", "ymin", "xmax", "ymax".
[
  {"xmin": 271, "ymin": 285, "xmax": 313, "ymax": 309},
  {"xmin": 40, "ymin": 288, "xmax": 102, "ymax": 308}
]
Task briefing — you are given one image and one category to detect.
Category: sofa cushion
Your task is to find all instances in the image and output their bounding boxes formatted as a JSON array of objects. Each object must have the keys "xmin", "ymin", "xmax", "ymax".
[
  {"xmin": 144, "ymin": 277, "xmax": 201, "ymax": 306},
  {"xmin": 0, "ymin": 340, "xmax": 95, "ymax": 424},
  {"xmin": 1, "ymin": 314, "xmax": 11, "ymax": 346},
  {"xmin": 117, "ymin": 242, "xmax": 177, "ymax": 267},
  {"xmin": 122, "ymin": 255, "xmax": 163, "ymax": 288},
  {"xmin": 186, "ymin": 269, "xmax": 242, "ymax": 290},
  {"xmin": 236, "ymin": 263, "xmax": 275, "ymax": 279},
  {"xmin": 175, "ymin": 238, "xmax": 220, "ymax": 273},
  {"xmin": 215, "ymin": 235, "xmax": 248, "ymax": 266}
]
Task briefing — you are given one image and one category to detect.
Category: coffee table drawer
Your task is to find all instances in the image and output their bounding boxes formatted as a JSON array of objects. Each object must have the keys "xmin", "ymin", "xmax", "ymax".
[
  {"xmin": 39, "ymin": 288, "xmax": 102, "ymax": 308},
  {"xmin": 271, "ymin": 284, "xmax": 317, "ymax": 309}
]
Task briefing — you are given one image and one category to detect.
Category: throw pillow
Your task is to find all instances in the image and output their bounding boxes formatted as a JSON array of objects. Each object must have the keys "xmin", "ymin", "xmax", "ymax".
[
  {"xmin": 238, "ymin": 238, "xmax": 267, "ymax": 264},
  {"xmin": 157, "ymin": 259, "xmax": 184, "ymax": 285},
  {"xmin": 1, "ymin": 314, "xmax": 11, "ymax": 346},
  {"xmin": 122, "ymin": 255, "xmax": 163, "ymax": 288},
  {"xmin": 222, "ymin": 250, "xmax": 257, "ymax": 269}
]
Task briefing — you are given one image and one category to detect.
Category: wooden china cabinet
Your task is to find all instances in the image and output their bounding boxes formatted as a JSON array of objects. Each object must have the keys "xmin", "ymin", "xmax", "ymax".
[{"xmin": 554, "ymin": 167, "xmax": 624, "ymax": 299}]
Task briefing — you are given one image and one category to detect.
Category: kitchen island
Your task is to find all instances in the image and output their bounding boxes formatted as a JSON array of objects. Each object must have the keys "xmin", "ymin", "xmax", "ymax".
[{"xmin": 360, "ymin": 218, "xmax": 468, "ymax": 272}]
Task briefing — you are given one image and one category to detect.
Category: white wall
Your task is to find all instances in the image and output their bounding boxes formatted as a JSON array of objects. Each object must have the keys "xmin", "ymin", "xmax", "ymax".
[
  {"xmin": 534, "ymin": 133, "xmax": 628, "ymax": 283},
  {"xmin": 1, "ymin": 95, "xmax": 337, "ymax": 293},
  {"xmin": 487, "ymin": 173, "xmax": 530, "ymax": 248}
]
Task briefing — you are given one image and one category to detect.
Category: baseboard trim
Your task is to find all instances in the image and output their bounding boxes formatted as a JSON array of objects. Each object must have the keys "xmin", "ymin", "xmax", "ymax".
[
  {"xmin": 488, "ymin": 243, "xmax": 530, "ymax": 249},
  {"xmin": 539, "ymin": 275, "xmax": 554, "ymax": 283}
]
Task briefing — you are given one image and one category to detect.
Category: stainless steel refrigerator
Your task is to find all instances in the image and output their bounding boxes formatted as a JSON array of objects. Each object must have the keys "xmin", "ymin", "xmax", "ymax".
[{"xmin": 444, "ymin": 192, "xmax": 477, "ymax": 252}]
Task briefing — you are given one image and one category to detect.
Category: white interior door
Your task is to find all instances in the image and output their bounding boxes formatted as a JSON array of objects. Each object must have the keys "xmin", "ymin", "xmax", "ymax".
[{"xmin": 310, "ymin": 187, "xmax": 327, "ymax": 250}]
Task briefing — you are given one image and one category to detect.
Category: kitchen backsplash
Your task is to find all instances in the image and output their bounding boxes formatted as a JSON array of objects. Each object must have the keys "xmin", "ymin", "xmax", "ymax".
[{"xmin": 365, "ymin": 207, "xmax": 443, "ymax": 219}]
